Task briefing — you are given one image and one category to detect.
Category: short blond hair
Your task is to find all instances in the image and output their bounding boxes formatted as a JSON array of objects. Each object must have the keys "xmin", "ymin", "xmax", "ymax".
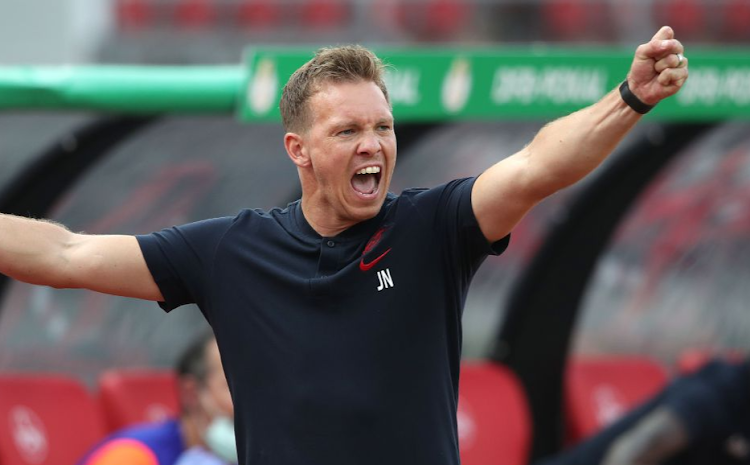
[{"xmin": 280, "ymin": 45, "xmax": 390, "ymax": 133}]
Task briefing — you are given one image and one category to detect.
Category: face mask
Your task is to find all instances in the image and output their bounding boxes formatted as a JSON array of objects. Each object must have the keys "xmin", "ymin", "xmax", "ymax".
[{"xmin": 204, "ymin": 416, "xmax": 238, "ymax": 464}]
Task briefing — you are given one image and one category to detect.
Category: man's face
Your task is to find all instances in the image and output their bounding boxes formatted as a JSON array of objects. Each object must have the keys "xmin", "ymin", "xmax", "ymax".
[{"xmin": 300, "ymin": 80, "xmax": 397, "ymax": 226}]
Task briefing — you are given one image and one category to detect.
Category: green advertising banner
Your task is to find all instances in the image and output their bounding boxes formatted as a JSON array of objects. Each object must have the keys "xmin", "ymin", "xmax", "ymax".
[
  {"xmin": 1, "ymin": 48, "xmax": 748, "ymax": 121},
  {"xmin": 0, "ymin": 66, "xmax": 242, "ymax": 113},
  {"xmin": 240, "ymin": 47, "xmax": 750, "ymax": 122}
]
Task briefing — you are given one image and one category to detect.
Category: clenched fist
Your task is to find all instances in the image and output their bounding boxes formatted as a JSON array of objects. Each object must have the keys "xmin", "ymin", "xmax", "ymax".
[{"xmin": 627, "ymin": 26, "xmax": 689, "ymax": 106}]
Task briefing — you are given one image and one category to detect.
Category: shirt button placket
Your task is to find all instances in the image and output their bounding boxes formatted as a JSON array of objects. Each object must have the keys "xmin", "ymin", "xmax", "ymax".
[{"xmin": 317, "ymin": 239, "xmax": 337, "ymax": 278}]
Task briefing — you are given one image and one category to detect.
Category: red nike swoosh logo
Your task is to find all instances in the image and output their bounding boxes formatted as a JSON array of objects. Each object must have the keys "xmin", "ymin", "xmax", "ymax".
[{"xmin": 359, "ymin": 248, "xmax": 392, "ymax": 272}]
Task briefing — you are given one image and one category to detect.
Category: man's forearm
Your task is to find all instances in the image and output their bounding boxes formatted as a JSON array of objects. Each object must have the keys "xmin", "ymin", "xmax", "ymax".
[
  {"xmin": 0, "ymin": 213, "xmax": 74, "ymax": 287},
  {"xmin": 524, "ymin": 87, "xmax": 642, "ymax": 197}
]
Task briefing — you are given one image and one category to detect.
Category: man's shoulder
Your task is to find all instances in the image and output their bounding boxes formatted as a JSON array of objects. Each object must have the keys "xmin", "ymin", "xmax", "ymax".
[
  {"xmin": 234, "ymin": 202, "xmax": 297, "ymax": 222},
  {"xmin": 196, "ymin": 204, "xmax": 296, "ymax": 234},
  {"xmin": 393, "ymin": 177, "xmax": 477, "ymax": 205},
  {"xmin": 192, "ymin": 203, "xmax": 303, "ymax": 248}
]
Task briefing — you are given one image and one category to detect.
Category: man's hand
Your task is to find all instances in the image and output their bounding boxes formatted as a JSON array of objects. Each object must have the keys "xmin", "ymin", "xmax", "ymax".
[
  {"xmin": 628, "ymin": 26, "xmax": 689, "ymax": 106},
  {"xmin": 472, "ymin": 28, "xmax": 686, "ymax": 243}
]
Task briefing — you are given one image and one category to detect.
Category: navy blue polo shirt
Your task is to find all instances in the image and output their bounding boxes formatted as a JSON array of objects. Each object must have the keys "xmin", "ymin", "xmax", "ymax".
[{"xmin": 137, "ymin": 177, "xmax": 509, "ymax": 465}]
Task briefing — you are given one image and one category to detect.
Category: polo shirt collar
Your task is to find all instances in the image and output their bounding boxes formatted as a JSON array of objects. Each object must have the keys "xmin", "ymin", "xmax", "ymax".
[{"xmin": 289, "ymin": 196, "xmax": 393, "ymax": 242}]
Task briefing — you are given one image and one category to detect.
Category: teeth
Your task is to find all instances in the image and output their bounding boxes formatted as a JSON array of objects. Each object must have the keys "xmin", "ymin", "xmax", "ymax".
[{"xmin": 356, "ymin": 166, "xmax": 381, "ymax": 175}]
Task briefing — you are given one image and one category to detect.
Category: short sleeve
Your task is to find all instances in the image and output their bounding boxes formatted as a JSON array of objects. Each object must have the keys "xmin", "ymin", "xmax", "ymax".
[
  {"xmin": 412, "ymin": 177, "xmax": 509, "ymax": 255},
  {"xmin": 442, "ymin": 176, "xmax": 510, "ymax": 257},
  {"xmin": 404, "ymin": 177, "xmax": 510, "ymax": 293},
  {"xmin": 137, "ymin": 216, "xmax": 235, "ymax": 312}
]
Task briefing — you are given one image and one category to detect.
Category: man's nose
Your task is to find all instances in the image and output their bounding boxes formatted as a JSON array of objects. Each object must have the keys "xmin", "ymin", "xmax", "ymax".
[{"xmin": 358, "ymin": 132, "xmax": 381, "ymax": 156}]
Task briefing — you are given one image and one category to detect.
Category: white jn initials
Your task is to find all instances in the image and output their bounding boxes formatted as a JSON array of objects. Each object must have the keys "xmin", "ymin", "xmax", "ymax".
[{"xmin": 376, "ymin": 268, "xmax": 394, "ymax": 292}]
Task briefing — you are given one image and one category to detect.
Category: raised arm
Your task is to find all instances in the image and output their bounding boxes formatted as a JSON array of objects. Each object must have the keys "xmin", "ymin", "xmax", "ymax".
[
  {"xmin": 0, "ymin": 213, "xmax": 163, "ymax": 301},
  {"xmin": 472, "ymin": 26, "xmax": 689, "ymax": 242}
]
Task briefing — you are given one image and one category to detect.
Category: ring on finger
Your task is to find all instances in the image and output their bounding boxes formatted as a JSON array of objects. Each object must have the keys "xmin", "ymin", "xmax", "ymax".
[{"xmin": 677, "ymin": 53, "xmax": 684, "ymax": 66}]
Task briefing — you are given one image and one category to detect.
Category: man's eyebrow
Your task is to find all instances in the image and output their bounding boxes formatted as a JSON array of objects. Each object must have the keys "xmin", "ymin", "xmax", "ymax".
[
  {"xmin": 329, "ymin": 117, "xmax": 393, "ymax": 130},
  {"xmin": 328, "ymin": 120, "xmax": 359, "ymax": 132}
]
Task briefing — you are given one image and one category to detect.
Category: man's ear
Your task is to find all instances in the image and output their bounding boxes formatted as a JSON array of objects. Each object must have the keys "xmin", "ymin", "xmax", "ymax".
[{"xmin": 284, "ymin": 132, "xmax": 311, "ymax": 168}]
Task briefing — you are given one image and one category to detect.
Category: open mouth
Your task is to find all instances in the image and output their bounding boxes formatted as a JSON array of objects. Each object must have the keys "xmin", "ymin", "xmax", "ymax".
[{"xmin": 351, "ymin": 166, "xmax": 382, "ymax": 196}]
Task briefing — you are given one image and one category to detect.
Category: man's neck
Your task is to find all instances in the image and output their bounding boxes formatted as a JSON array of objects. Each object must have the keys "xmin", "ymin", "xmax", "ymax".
[
  {"xmin": 180, "ymin": 413, "xmax": 206, "ymax": 449},
  {"xmin": 300, "ymin": 197, "xmax": 356, "ymax": 237}
]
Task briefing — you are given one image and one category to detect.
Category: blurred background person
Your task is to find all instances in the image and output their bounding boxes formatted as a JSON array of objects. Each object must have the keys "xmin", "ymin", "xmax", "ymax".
[
  {"xmin": 537, "ymin": 359, "xmax": 750, "ymax": 465},
  {"xmin": 77, "ymin": 333, "xmax": 236, "ymax": 465}
]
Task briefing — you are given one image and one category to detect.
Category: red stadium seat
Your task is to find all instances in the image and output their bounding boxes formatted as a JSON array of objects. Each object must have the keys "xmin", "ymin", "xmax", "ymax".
[
  {"xmin": 542, "ymin": 0, "xmax": 612, "ymax": 41},
  {"xmin": 238, "ymin": 0, "xmax": 281, "ymax": 29},
  {"xmin": 301, "ymin": 0, "xmax": 349, "ymax": 29},
  {"xmin": 98, "ymin": 369, "xmax": 179, "ymax": 432},
  {"xmin": 0, "ymin": 374, "xmax": 106, "ymax": 465},
  {"xmin": 458, "ymin": 362, "xmax": 531, "ymax": 465},
  {"xmin": 375, "ymin": 0, "xmax": 468, "ymax": 40},
  {"xmin": 116, "ymin": 0, "xmax": 154, "ymax": 31},
  {"xmin": 425, "ymin": 0, "xmax": 471, "ymax": 38},
  {"xmin": 174, "ymin": 0, "xmax": 217, "ymax": 30},
  {"xmin": 653, "ymin": 0, "xmax": 706, "ymax": 40},
  {"xmin": 722, "ymin": 0, "xmax": 750, "ymax": 41},
  {"xmin": 543, "ymin": 0, "xmax": 588, "ymax": 40},
  {"xmin": 565, "ymin": 356, "xmax": 669, "ymax": 443}
]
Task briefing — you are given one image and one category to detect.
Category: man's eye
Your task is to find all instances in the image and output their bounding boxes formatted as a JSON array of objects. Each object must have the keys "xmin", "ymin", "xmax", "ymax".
[{"xmin": 338, "ymin": 129, "xmax": 354, "ymax": 136}]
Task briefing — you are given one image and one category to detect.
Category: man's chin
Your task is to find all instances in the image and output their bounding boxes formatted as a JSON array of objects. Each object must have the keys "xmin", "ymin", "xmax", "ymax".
[{"xmin": 347, "ymin": 199, "xmax": 383, "ymax": 221}]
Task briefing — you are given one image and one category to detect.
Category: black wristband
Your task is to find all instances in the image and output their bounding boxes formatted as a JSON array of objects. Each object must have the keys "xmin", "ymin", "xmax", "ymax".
[{"xmin": 619, "ymin": 80, "xmax": 655, "ymax": 114}]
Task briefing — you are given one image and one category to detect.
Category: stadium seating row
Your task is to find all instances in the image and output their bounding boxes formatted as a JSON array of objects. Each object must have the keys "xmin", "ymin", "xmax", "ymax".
[
  {"xmin": 0, "ymin": 355, "xmax": 722, "ymax": 465},
  {"xmin": 116, "ymin": 0, "xmax": 471, "ymax": 36},
  {"xmin": 117, "ymin": 0, "xmax": 363, "ymax": 30},
  {"xmin": 545, "ymin": 0, "xmax": 750, "ymax": 41},
  {"xmin": 115, "ymin": 0, "xmax": 750, "ymax": 42},
  {"xmin": 0, "ymin": 370, "xmax": 179, "ymax": 465}
]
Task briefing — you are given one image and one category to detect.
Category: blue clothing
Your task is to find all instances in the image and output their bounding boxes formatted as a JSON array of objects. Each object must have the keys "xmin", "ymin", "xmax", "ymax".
[
  {"xmin": 78, "ymin": 419, "xmax": 185, "ymax": 465},
  {"xmin": 137, "ymin": 178, "xmax": 509, "ymax": 465},
  {"xmin": 666, "ymin": 360, "xmax": 750, "ymax": 443},
  {"xmin": 174, "ymin": 447, "xmax": 226, "ymax": 465}
]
